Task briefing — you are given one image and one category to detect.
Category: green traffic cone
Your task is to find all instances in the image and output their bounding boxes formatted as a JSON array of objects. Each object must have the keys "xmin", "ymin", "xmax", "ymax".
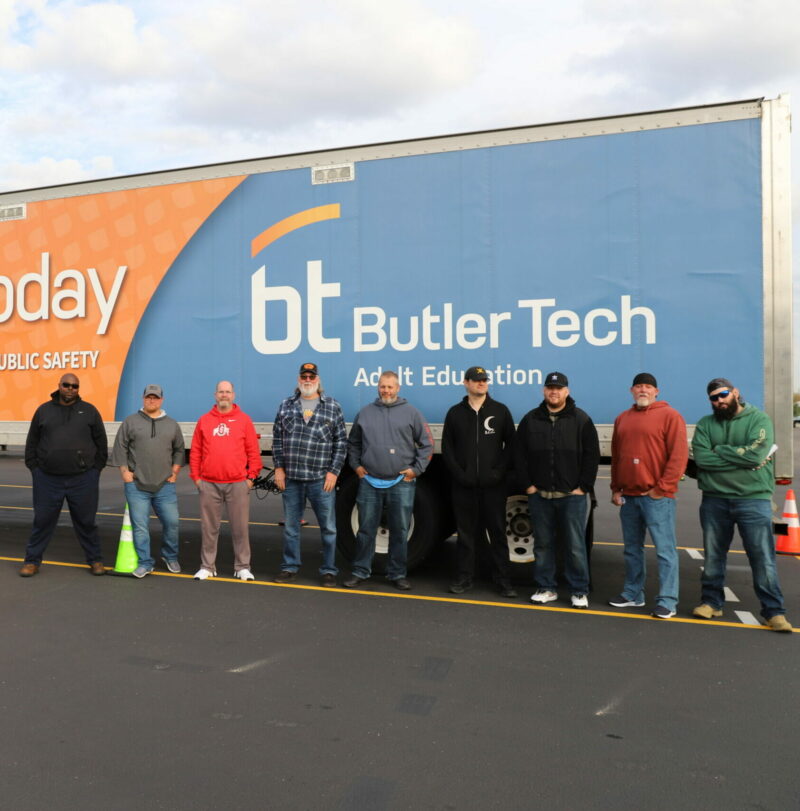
[{"xmin": 111, "ymin": 503, "xmax": 138, "ymax": 576}]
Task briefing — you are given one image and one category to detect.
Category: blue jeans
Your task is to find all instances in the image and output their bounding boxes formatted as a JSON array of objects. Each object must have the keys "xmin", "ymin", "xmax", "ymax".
[
  {"xmin": 351, "ymin": 478, "xmax": 416, "ymax": 580},
  {"xmin": 699, "ymin": 495, "xmax": 785, "ymax": 619},
  {"xmin": 619, "ymin": 495, "xmax": 679, "ymax": 611},
  {"xmin": 528, "ymin": 493, "xmax": 589, "ymax": 594},
  {"xmin": 281, "ymin": 478, "xmax": 338, "ymax": 576},
  {"xmin": 124, "ymin": 481, "xmax": 180, "ymax": 570}
]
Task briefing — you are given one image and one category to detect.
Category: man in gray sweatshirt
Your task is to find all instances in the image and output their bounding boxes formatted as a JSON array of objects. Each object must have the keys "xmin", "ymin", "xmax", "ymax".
[
  {"xmin": 111, "ymin": 384, "xmax": 185, "ymax": 577},
  {"xmin": 344, "ymin": 371, "xmax": 433, "ymax": 590}
]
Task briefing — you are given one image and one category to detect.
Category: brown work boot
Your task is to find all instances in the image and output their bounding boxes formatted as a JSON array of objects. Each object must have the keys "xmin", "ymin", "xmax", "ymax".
[
  {"xmin": 692, "ymin": 603, "xmax": 723, "ymax": 620},
  {"xmin": 19, "ymin": 563, "xmax": 40, "ymax": 577},
  {"xmin": 89, "ymin": 561, "xmax": 106, "ymax": 576},
  {"xmin": 766, "ymin": 615, "xmax": 793, "ymax": 633}
]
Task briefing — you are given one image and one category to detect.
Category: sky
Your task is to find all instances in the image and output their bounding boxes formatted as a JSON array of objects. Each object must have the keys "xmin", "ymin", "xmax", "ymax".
[{"xmin": 1, "ymin": 0, "xmax": 798, "ymax": 379}]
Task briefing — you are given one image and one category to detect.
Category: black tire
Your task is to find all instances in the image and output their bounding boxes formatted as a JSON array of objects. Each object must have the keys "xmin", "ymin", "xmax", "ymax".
[{"xmin": 335, "ymin": 474, "xmax": 441, "ymax": 574}]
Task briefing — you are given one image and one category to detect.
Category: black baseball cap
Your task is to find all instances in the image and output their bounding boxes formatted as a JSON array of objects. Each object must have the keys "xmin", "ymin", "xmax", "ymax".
[
  {"xmin": 464, "ymin": 366, "xmax": 489, "ymax": 381},
  {"xmin": 544, "ymin": 371, "xmax": 568, "ymax": 388},
  {"xmin": 299, "ymin": 363, "xmax": 319, "ymax": 376},
  {"xmin": 632, "ymin": 373, "xmax": 657, "ymax": 387},
  {"xmin": 707, "ymin": 377, "xmax": 734, "ymax": 394}
]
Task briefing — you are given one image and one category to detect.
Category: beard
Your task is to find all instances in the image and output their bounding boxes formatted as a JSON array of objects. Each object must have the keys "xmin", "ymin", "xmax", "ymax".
[
  {"xmin": 712, "ymin": 401, "xmax": 738, "ymax": 421},
  {"xmin": 300, "ymin": 381, "xmax": 319, "ymax": 397}
]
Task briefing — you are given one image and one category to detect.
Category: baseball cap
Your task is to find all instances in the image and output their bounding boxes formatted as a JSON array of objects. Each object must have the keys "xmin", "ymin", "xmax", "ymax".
[
  {"xmin": 143, "ymin": 384, "xmax": 163, "ymax": 397},
  {"xmin": 464, "ymin": 366, "xmax": 489, "ymax": 381},
  {"xmin": 299, "ymin": 362, "xmax": 319, "ymax": 376},
  {"xmin": 544, "ymin": 371, "xmax": 568, "ymax": 388},
  {"xmin": 632, "ymin": 373, "xmax": 657, "ymax": 387},
  {"xmin": 707, "ymin": 377, "xmax": 734, "ymax": 394}
]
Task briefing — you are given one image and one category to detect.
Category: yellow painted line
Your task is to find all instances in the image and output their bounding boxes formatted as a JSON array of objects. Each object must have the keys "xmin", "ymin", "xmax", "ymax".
[
  {"xmin": 0, "ymin": 483, "xmax": 31, "ymax": 489},
  {"xmin": 2, "ymin": 555, "xmax": 793, "ymax": 632}
]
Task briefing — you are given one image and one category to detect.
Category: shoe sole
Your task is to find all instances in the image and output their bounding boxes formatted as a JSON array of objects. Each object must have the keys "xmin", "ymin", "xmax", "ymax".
[
  {"xmin": 652, "ymin": 611, "xmax": 676, "ymax": 619},
  {"xmin": 530, "ymin": 595, "xmax": 558, "ymax": 604},
  {"xmin": 608, "ymin": 601, "xmax": 645, "ymax": 608},
  {"xmin": 571, "ymin": 602, "xmax": 588, "ymax": 609},
  {"xmin": 132, "ymin": 571, "xmax": 152, "ymax": 579}
]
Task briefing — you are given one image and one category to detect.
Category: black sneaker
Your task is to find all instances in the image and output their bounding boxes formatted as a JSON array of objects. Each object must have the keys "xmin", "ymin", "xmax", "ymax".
[
  {"xmin": 497, "ymin": 581, "xmax": 518, "ymax": 598},
  {"xmin": 608, "ymin": 594, "xmax": 645, "ymax": 608},
  {"xmin": 449, "ymin": 579, "xmax": 472, "ymax": 594},
  {"xmin": 273, "ymin": 570, "xmax": 297, "ymax": 583},
  {"xmin": 652, "ymin": 605, "xmax": 676, "ymax": 619},
  {"xmin": 320, "ymin": 573, "xmax": 337, "ymax": 588},
  {"xmin": 391, "ymin": 578, "xmax": 411, "ymax": 591},
  {"xmin": 343, "ymin": 575, "xmax": 367, "ymax": 588}
]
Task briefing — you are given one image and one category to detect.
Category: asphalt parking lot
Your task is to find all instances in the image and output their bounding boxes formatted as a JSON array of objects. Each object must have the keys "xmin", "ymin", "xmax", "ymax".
[{"xmin": 1, "ymin": 449, "xmax": 799, "ymax": 810}]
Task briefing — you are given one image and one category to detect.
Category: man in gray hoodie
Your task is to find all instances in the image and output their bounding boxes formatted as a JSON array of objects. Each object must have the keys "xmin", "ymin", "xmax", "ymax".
[
  {"xmin": 344, "ymin": 371, "xmax": 433, "ymax": 590},
  {"xmin": 111, "ymin": 384, "xmax": 185, "ymax": 577}
]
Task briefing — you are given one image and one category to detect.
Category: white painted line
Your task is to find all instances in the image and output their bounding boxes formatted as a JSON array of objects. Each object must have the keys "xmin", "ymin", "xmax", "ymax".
[
  {"xmin": 723, "ymin": 587, "xmax": 739, "ymax": 603},
  {"xmin": 734, "ymin": 611, "xmax": 761, "ymax": 626},
  {"xmin": 594, "ymin": 696, "xmax": 622, "ymax": 716},
  {"xmin": 227, "ymin": 657, "xmax": 276, "ymax": 674},
  {"xmin": 686, "ymin": 548, "xmax": 704, "ymax": 560}
]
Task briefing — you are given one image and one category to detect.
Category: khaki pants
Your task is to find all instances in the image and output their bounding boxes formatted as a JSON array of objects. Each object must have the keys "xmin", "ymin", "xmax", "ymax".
[{"xmin": 198, "ymin": 480, "xmax": 251, "ymax": 572}]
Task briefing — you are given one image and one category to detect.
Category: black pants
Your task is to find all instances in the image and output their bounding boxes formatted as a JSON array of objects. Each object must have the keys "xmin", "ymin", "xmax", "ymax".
[
  {"xmin": 25, "ymin": 468, "xmax": 103, "ymax": 564},
  {"xmin": 451, "ymin": 484, "xmax": 511, "ymax": 583}
]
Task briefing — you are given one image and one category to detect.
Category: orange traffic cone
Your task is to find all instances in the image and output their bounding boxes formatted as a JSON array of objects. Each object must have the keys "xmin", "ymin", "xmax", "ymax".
[{"xmin": 776, "ymin": 489, "xmax": 800, "ymax": 555}]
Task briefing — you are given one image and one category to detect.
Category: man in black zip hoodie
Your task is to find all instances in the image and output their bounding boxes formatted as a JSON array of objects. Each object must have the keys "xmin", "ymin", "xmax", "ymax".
[
  {"xmin": 515, "ymin": 371, "xmax": 599, "ymax": 608},
  {"xmin": 21, "ymin": 373, "xmax": 108, "ymax": 577},
  {"xmin": 442, "ymin": 366, "xmax": 517, "ymax": 597}
]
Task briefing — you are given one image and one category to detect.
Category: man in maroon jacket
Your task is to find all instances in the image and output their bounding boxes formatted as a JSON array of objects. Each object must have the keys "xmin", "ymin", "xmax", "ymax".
[
  {"xmin": 608, "ymin": 373, "xmax": 688, "ymax": 618},
  {"xmin": 190, "ymin": 380, "xmax": 261, "ymax": 581}
]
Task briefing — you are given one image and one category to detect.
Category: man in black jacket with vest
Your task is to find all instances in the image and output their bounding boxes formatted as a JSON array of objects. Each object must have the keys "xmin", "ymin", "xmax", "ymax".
[
  {"xmin": 515, "ymin": 372, "xmax": 599, "ymax": 608},
  {"xmin": 20, "ymin": 373, "xmax": 108, "ymax": 577},
  {"xmin": 442, "ymin": 366, "xmax": 516, "ymax": 597}
]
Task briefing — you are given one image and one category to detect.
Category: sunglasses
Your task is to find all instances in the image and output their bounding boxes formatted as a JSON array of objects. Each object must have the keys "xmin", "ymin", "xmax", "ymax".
[
  {"xmin": 300, "ymin": 374, "xmax": 317, "ymax": 380},
  {"xmin": 61, "ymin": 382, "xmax": 79, "ymax": 390},
  {"xmin": 709, "ymin": 390, "xmax": 731, "ymax": 402}
]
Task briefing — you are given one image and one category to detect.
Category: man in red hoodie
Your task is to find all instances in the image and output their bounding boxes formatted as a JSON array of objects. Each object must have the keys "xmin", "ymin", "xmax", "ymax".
[
  {"xmin": 608, "ymin": 373, "xmax": 688, "ymax": 618},
  {"xmin": 190, "ymin": 381, "xmax": 262, "ymax": 581}
]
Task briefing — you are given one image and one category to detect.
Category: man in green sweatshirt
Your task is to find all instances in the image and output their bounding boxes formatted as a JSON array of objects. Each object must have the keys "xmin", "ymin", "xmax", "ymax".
[{"xmin": 691, "ymin": 377, "xmax": 791, "ymax": 632}]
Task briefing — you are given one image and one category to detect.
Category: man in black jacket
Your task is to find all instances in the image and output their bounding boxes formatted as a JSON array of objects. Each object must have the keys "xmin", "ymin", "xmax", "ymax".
[
  {"xmin": 20, "ymin": 373, "xmax": 108, "ymax": 577},
  {"xmin": 442, "ymin": 366, "xmax": 516, "ymax": 597},
  {"xmin": 515, "ymin": 372, "xmax": 599, "ymax": 608}
]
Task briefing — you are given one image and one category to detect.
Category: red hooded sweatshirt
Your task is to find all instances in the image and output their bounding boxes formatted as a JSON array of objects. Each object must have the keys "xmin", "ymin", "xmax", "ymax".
[
  {"xmin": 610, "ymin": 400, "xmax": 688, "ymax": 498},
  {"xmin": 190, "ymin": 404, "xmax": 262, "ymax": 483}
]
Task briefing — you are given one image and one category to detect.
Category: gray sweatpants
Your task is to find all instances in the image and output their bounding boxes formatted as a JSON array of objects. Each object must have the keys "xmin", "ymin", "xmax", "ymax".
[{"xmin": 198, "ymin": 480, "xmax": 251, "ymax": 572}]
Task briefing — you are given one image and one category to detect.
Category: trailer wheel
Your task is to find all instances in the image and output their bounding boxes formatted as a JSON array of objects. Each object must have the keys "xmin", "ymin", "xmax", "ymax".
[
  {"xmin": 505, "ymin": 495, "xmax": 535, "ymax": 564},
  {"xmin": 335, "ymin": 475, "xmax": 440, "ymax": 574}
]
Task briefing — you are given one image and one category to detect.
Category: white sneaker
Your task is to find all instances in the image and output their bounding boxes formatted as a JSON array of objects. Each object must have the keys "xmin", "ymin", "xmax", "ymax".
[
  {"xmin": 530, "ymin": 589, "xmax": 558, "ymax": 604},
  {"xmin": 193, "ymin": 568, "xmax": 216, "ymax": 580},
  {"xmin": 235, "ymin": 568, "xmax": 255, "ymax": 581},
  {"xmin": 571, "ymin": 593, "xmax": 589, "ymax": 609}
]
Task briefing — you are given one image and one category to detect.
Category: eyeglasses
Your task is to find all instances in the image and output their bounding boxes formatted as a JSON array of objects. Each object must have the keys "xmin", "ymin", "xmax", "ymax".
[
  {"xmin": 61, "ymin": 382, "xmax": 79, "ymax": 390},
  {"xmin": 300, "ymin": 374, "xmax": 317, "ymax": 380},
  {"xmin": 709, "ymin": 390, "xmax": 731, "ymax": 402}
]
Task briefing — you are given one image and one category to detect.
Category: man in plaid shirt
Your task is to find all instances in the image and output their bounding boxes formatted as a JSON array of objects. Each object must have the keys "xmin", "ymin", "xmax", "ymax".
[{"xmin": 272, "ymin": 362, "xmax": 348, "ymax": 587}]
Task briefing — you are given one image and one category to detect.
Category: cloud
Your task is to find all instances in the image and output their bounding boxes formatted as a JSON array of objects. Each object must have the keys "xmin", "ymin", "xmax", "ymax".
[
  {"xmin": 2, "ymin": 155, "xmax": 115, "ymax": 191},
  {"xmin": 575, "ymin": 1, "xmax": 800, "ymax": 100}
]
